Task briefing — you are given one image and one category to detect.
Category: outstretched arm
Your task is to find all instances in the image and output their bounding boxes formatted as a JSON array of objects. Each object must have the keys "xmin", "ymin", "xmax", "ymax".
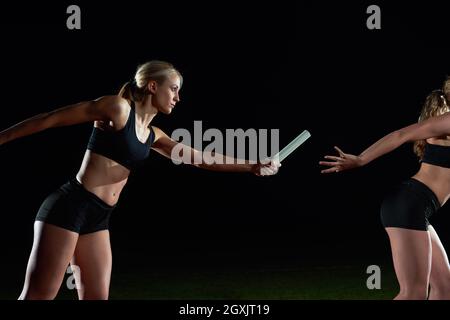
[
  {"xmin": 0, "ymin": 95, "xmax": 126, "ymax": 146},
  {"xmin": 320, "ymin": 112, "xmax": 450, "ymax": 173},
  {"xmin": 151, "ymin": 126, "xmax": 280, "ymax": 176}
]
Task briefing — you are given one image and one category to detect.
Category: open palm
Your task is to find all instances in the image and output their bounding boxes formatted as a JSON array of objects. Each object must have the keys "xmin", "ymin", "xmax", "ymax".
[{"xmin": 320, "ymin": 146, "xmax": 363, "ymax": 174}]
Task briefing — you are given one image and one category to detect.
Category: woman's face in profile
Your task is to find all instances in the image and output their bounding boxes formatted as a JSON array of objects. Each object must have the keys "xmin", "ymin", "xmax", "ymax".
[{"xmin": 151, "ymin": 74, "xmax": 181, "ymax": 114}]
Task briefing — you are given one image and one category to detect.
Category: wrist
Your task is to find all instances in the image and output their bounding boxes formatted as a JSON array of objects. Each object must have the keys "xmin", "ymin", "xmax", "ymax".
[
  {"xmin": 358, "ymin": 155, "xmax": 369, "ymax": 167},
  {"xmin": 249, "ymin": 163, "xmax": 259, "ymax": 174}
]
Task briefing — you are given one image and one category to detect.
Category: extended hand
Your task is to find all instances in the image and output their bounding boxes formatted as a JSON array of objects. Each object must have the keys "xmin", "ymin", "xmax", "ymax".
[
  {"xmin": 253, "ymin": 159, "xmax": 281, "ymax": 176},
  {"xmin": 319, "ymin": 146, "xmax": 363, "ymax": 174}
]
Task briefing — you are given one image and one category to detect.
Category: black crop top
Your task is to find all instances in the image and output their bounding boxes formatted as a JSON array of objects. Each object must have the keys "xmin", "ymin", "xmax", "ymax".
[
  {"xmin": 421, "ymin": 142, "xmax": 450, "ymax": 169},
  {"xmin": 87, "ymin": 101, "xmax": 155, "ymax": 170}
]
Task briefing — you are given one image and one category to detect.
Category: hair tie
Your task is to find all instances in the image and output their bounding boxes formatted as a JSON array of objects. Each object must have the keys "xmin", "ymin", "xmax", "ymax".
[{"xmin": 129, "ymin": 78, "xmax": 137, "ymax": 89}]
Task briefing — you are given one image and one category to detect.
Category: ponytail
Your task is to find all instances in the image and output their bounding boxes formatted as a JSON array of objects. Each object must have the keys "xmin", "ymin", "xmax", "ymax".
[
  {"xmin": 413, "ymin": 89, "xmax": 449, "ymax": 159},
  {"xmin": 118, "ymin": 79, "xmax": 148, "ymax": 102}
]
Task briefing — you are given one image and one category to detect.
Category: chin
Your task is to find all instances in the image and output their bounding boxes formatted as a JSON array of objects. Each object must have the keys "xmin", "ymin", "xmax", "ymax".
[
  {"xmin": 162, "ymin": 108, "xmax": 173, "ymax": 115},
  {"xmin": 157, "ymin": 105, "xmax": 173, "ymax": 114}
]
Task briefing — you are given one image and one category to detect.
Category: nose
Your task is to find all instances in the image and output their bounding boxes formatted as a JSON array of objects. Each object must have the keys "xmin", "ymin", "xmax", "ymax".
[{"xmin": 174, "ymin": 93, "xmax": 180, "ymax": 102}]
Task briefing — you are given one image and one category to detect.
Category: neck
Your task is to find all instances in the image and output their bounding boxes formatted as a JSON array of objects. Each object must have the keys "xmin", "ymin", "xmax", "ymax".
[{"xmin": 134, "ymin": 95, "xmax": 158, "ymax": 127}]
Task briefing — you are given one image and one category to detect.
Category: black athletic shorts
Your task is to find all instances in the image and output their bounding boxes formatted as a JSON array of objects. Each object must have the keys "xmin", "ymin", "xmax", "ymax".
[
  {"xmin": 380, "ymin": 178, "xmax": 440, "ymax": 231},
  {"xmin": 35, "ymin": 178, "xmax": 116, "ymax": 234}
]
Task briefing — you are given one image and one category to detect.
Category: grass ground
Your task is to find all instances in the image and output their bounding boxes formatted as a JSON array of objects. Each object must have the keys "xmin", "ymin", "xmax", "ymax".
[{"xmin": 28, "ymin": 263, "xmax": 397, "ymax": 300}]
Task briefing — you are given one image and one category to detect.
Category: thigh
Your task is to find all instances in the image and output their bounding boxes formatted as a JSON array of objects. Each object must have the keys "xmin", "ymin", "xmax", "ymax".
[
  {"xmin": 70, "ymin": 230, "xmax": 112, "ymax": 300},
  {"xmin": 20, "ymin": 221, "xmax": 79, "ymax": 300},
  {"xmin": 386, "ymin": 227, "xmax": 432, "ymax": 289},
  {"xmin": 428, "ymin": 225, "xmax": 450, "ymax": 286}
]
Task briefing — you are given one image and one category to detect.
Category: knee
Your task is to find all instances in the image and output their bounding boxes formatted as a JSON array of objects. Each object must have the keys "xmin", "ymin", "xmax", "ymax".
[
  {"xmin": 79, "ymin": 284, "xmax": 109, "ymax": 300},
  {"xmin": 19, "ymin": 285, "xmax": 59, "ymax": 300},
  {"xmin": 19, "ymin": 274, "xmax": 61, "ymax": 300},
  {"xmin": 430, "ymin": 279, "xmax": 450, "ymax": 300},
  {"xmin": 81, "ymin": 290, "xmax": 109, "ymax": 300},
  {"xmin": 395, "ymin": 290, "xmax": 428, "ymax": 300},
  {"xmin": 396, "ymin": 284, "xmax": 429, "ymax": 300}
]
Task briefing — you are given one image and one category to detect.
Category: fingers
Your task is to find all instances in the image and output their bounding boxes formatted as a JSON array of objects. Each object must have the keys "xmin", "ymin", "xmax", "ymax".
[
  {"xmin": 334, "ymin": 146, "xmax": 345, "ymax": 157},
  {"xmin": 270, "ymin": 159, "xmax": 281, "ymax": 168},
  {"xmin": 262, "ymin": 158, "xmax": 281, "ymax": 167},
  {"xmin": 319, "ymin": 147, "xmax": 347, "ymax": 174},
  {"xmin": 260, "ymin": 167, "xmax": 275, "ymax": 176},
  {"xmin": 321, "ymin": 166, "xmax": 340, "ymax": 174},
  {"xmin": 324, "ymin": 155, "xmax": 344, "ymax": 161},
  {"xmin": 319, "ymin": 161, "xmax": 339, "ymax": 166},
  {"xmin": 259, "ymin": 161, "xmax": 280, "ymax": 176}
]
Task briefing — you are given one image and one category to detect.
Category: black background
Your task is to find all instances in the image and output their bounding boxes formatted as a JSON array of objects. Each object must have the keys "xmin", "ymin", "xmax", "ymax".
[{"xmin": 0, "ymin": 0, "xmax": 450, "ymax": 296}]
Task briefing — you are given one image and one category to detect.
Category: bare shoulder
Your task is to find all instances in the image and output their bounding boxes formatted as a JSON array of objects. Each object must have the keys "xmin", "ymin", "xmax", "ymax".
[
  {"xmin": 89, "ymin": 95, "xmax": 131, "ymax": 130},
  {"xmin": 151, "ymin": 126, "xmax": 172, "ymax": 143},
  {"xmin": 94, "ymin": 95, "xmax": 129, "ymax": 116},
  {"xmin": 151, "ymin": 126, "xmax": 167, "ymax": 139}
]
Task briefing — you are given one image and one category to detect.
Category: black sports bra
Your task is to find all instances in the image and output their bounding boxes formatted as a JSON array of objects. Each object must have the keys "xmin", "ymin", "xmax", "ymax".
[
  {"xmin": 421, "ymin": 142, "xmax": 450, "ymax": 169},
  {"xmin": 87, "ymin": 101, "xmax": 155, "ymax": 170}
]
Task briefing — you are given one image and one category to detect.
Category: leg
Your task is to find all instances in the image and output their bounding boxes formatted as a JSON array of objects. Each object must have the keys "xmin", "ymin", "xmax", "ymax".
[
  {"xmin": 428, "ymin": 225, "xmax": 450, "ymax": 300},
  {"xmin": 70, "ymin": 230, "xmax": 112, "ymax": 300},
  {"xmin": 19, "ymin": 221, "xmax": 79, "ymax": 300},
  {"xmin": 385, "ymin": 227, "xmax": 431, "ymax": 300}
]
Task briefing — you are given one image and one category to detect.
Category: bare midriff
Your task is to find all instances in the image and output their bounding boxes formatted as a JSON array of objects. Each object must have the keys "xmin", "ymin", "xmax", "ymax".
[{"xmin": 76, "ymin": 150, "xmax": 130, "ymax": 206}]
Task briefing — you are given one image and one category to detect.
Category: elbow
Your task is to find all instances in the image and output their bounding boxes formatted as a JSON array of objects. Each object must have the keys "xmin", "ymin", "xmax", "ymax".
[
  {"xmin": 192, "ymin": 160, "xmax": 214, "ymax": 170},
  {"xmin": 192, "ymin": 160, "xmax": 209, "ymax": 169},
  {"xmin": 393, "ymin": 129, "xmax": 410, "ymax": 144},
  {"xmin": 398, "ymin": 121, "xmax": 435, "ymax": 143},
  {"xmin": 38, "ymin": 112, "xmax": 55, "ymax": 130},
  {"xmin": 193, "ymin": 162, "xmax": 204, "ymax": 169}
]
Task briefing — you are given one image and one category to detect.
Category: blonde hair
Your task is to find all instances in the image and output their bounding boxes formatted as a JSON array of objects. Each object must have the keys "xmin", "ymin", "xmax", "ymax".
[
  {"xmin": 413, "ymin": 77, "xmax": 450, "ymax": 159},
  {"xmin": 118, "ymin": 60, "xmax": 183, "ymax": 102}
]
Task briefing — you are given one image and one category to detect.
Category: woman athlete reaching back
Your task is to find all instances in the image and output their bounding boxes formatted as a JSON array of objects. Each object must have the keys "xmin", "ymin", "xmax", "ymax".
[{"xmin": 320, "ymin": 78, "xmax": 450, "ymax": 300}]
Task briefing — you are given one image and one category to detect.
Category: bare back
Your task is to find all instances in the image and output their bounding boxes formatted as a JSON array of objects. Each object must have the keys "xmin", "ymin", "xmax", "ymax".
[{"xmin": 412, "ymin": 137, "xmax": 450, "ymax": 206}]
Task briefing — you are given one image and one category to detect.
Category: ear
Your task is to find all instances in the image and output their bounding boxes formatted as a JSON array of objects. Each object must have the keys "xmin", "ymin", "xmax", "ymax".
[{"xmin": 147, "ymin": 80, "xmax": 158, "ymax": 94}]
